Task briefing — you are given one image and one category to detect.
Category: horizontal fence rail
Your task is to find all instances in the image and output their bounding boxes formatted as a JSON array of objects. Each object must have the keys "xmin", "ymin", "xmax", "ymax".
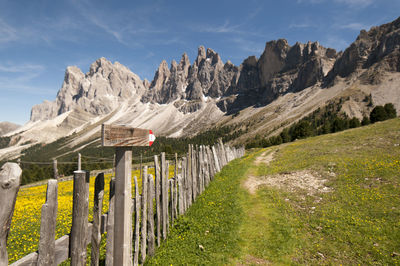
[{"xmin": 3, "ymin": 141, "xmax": 245, "ymax": 265}]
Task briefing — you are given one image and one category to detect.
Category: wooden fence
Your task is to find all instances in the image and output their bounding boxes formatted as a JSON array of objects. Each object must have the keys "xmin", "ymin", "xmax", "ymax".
[{"xmin": 1, "ymin": 140, "xmax": 244, "ymax": 266}]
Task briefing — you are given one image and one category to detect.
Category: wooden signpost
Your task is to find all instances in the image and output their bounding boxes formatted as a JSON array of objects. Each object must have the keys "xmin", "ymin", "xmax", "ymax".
[{"xmin": 101, "ymin": 124, "xmax": 155, "ymax": 266}]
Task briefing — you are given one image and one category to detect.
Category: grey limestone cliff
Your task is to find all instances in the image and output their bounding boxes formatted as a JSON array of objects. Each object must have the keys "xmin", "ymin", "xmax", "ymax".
[
  {"xmin": 29, "ymin": 16, "xmax": 400, "ymax": 123},
  {"xmin": 30, "ymin": 57, "xmax": 146, "ymax": 122}
]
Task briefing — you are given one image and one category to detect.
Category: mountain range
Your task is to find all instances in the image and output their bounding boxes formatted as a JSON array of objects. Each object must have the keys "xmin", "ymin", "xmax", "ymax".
[
  {"xmin": 1, "ymin": 16, "xmax": 400, "ymax": 161},
  {"xmin": 0, "ymin": 122, "xmax": 20, "ymax": 136}
]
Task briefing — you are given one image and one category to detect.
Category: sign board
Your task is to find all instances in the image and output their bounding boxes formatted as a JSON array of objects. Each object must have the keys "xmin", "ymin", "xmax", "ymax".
[{"xmin": 101, "ymin": 124, "xmax": 156, "ymax": 147}]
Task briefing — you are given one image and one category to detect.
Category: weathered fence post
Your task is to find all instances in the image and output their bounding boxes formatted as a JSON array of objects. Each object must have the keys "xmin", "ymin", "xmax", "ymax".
[
  {"xmin": 203, "ymin": 146, "xmax": 210, "ymax": 187},
  {"xmin": 174, "ymin": 153, "xmax": 178, "ymax": 178},
  {"xmin": 186, "ymin": 149, "xmax": 192, "ymax": 208},
  {"xmin": 38, "ymin": 179, "xmax": 58, "ymax": 266},
  {"xmin": 0, "ymin": 163, "xmax": 21, "ymax": 266},
  {"xmin": 161, "ymin": 153, "xmax": 168, "ymax": 239},
  {"xmin": 170, "ymin": 179, "xmax": 175, "ymax": 225},
  {"xmin": 191, "ymin": 145, "xmax": 197, "ymax": 201},
  {"xmin": 105, "ymin": 178, "xmax": 115, "ymax": 266},
  {"xmin": 165, "ymin": 161, "xmax": 170, "ymax": 234},
  {"xmin": 78, "ymin": 153, "xmax": 81, "ymax": 171},
  {"xmin": 141, "ymin": 167, "xmax": 148, "ymax": 263},
  {"xmin": 220, "ymin": 139, "xmax": 228, "ymax": 166},
  {"xmin": 206, "ymin": 146, "xmax": 215, "ymax": 180},
  {"xmin": 178, "ymin": 174, "xmax": 184, "ymax": 215},
  {"xmin": 154, "ymin": 155, "xmax": 161, "ymax": 247},
  {"xmin": 70, "ymin": 170, "xmax": 90, "ymax": 266},
  {"xmin": 91, "ymin": 173, "xmax": 105, "ymax": 266},
  {"xmin": 201, "ymin": 146, "xmax": 206, "ymax": 192},
  {"xmin": 173, "ymin": 164, "xmax": 178, "ymax": 220},
  {"xmin": 212, "ymin": 146, "xmax": 221, "ymax": 173},
  {"xmin": 181, "ymin": 157, "xmax": 187, "ymax": 212},
  {"xmin": 173, "ymin": 153, "xmax": 178, "ymax": 221},
  {"xmin": 114, "ymin": 147, "xmax": 133, "ymax": 266},
  {"xmin": 53, "ymin": 159, "xmax": 58, "ymax": 179},
  {"xmin": 147, "ymin": 174, "xmax": 155, "ymax": 257},
  {"xmin": 197, "ymin": 146, "xmax": 203, "ymax": 194},
  {"xmin": 133, "ymin": 176, "xmax": 140, "ymax": 266},
  {"xmin": 113, "ymin": 154, "xmax": 116, "ymax": 176}
]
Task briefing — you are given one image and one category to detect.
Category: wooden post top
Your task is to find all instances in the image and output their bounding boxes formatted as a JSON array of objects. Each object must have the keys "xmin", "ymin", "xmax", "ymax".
[{"xmin": 101, "ymin": 124, "xmax": 155, "ymax": 147}]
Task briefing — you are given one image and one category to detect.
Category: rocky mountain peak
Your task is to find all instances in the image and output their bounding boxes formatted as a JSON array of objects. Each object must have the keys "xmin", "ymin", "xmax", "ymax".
[
  {"xmin": 88, "ymin": 57, "xmax": 114, "ymax": 77},
  {"xmin": 190, "ymin": 46, "xmax": 237, "ymax": 99},
  {"xmin": 196, "ymin": 46, "xmax": 207, "ymax": 65},
  {"xmin": 179, "ymin": 52, "xmax": 190, "ymax": 67},
  {"xmin": 64, "ymin": 66, "xmax": 84, "ymax": 86},
  {"xmin": 178, "ymin": 53, "xmax": 190, "ymax": 78},
  {"xmin": 326, "ymin": 16, "xmax": 400, "ymax": 84},
  {"xmin": 143, "ymin": 79, "xmax": 150, "ymax": 89},
  {"xmin": 206, "ymin": 48, "xmax": 222, "ymax": 65},
  {"xmin": 258, "ymin": 39, "xmax": 291, "ymax": 86},
  {"xmin": 229, "ymin": 38, "xmax": 339, "ymax": 112},
  {"xmin": 31, "ymin": 57, "xmax": 147, "ymax": 122},
  {"xmin": 150, "ymin": 60, "xmax": 171, "ymax": 89},
  {"xmin": 243, "ymin": 56, "xmax": 258, "ymax": 67},
  {"xmin": 171, "ymin": 60, "xmax": 178, "ymax": 71}
]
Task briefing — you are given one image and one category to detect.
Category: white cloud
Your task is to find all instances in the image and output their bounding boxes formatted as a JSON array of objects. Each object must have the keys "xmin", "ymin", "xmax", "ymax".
[
  {"xmin": 0, "ymin": 19, "xmax": 19, "ymax": 43},
  {"xmin": 195, "ymin": 20, "xmax": 242, "ymax": 34},
  {"xmin": 87, "ymin": 14, "xmax": 127, "ymax": 45},
  {"xmin": 191, "ymin": 20, "xmax": 264, "ymax": 38},
  {"xmin": 289, "ymin": 22, "xmax": 318, "ymax": 29},
  {"xmin": 334, "ymin": 0, "xmax": 374, "ymax": 7},
  {"xmin": 0, "ymin": 62, "xmax": 53, "ymax": 95},
  {"xmin": 337, "ymin": 22, "xmax": 371, "ymax": 30},
  {"xmin": 68, "ymin": 0, "xmax": 169, "ymax": 47},
  {"xmin": 0, "ymin": 63, "xmax": 45, "ymax": 73},
  {"xmin": 297, "ymin": 0, "xmax": 325, "ymax": 3},
  {"xmin": 298, "ymin": 0, "xmax": 375, "ymax": 7},
  {"xmin": 0, "ymin": 14, "xmax": 87, "ymax": 47},
  {"xmin": 322, "ymin": 35, "xmax": 350, "ymax": 51},
  {"xmin": 145, "ymin": 52, "xmax": 155, "ymax": 58},
  {"xmin": 231, "ymin": 37, "xmax": 264, "ymax": 54},
  {"xmin": 0, "ymin": 82, "xmax": 55, "ymax": 95}
]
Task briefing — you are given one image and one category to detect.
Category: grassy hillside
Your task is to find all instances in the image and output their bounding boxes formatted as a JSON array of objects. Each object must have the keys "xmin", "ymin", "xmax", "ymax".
[{"xmin": 147, "ymin": 118, "xmax": 400, "ymax": 264}]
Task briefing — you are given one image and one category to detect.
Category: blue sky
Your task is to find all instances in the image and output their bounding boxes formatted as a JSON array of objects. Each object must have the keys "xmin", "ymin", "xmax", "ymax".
[{"xmin": 0, "ymin": 0, "xmax": 399, "ymax": 125}]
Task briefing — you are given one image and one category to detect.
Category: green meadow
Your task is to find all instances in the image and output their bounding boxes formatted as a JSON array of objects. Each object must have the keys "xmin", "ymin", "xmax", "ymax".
[{"xmin": 148, "ymin": 118, "xmax": 400, "ymax": 265}]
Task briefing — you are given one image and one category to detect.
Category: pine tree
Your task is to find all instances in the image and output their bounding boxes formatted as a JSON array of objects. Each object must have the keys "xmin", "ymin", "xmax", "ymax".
[
  {"xmin": 361, "ymin": 116, "xmax": 370, "ymax": 126},
  {"xmin": 349, "ymin": 117, "xmax": 361, "ymax": 128},
  {"xmin": 384, "ymin": 103, "xmax": 397, "ymax": 119},
  {"xmin": 370, "ymin": 106, "xmax": 388, "ymax": 123}
]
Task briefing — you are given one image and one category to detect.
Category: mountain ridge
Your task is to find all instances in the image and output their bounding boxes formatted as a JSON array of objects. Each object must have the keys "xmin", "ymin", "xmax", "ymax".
[{"xmin": 2, "ymin": 16, "xmax": 400, "ymax": 161}]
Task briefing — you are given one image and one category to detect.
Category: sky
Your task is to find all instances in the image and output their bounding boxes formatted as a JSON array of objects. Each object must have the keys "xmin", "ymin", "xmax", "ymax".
[{"xmin": 0, "ymin": 0, "xmax": 399, "ymax": 125}]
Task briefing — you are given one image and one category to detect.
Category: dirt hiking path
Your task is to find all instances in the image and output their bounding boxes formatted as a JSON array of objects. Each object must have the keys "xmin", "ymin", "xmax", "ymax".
[
  {"xmin": 236, "ymin": 148, "xmax": 332, "ymax": 265},
  {"xmin": 243, "ymin": 150, "xmax": 276, "ymax": 194}
]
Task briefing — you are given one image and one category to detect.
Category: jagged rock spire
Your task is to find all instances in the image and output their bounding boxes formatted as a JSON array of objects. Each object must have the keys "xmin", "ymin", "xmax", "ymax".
[{"xmin": 30, "ymin": 57, "xmax": 146, "ymax": 121}]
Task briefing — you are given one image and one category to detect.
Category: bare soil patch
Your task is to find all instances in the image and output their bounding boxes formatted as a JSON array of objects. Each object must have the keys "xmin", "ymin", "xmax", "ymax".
[
  {"xmin": 244, "ymin": 150, "xmax": 331, "ymax": 195},
  {"xmin": 254, "ymin": 150, "xmax": 275, "ymax": 166},
  {"xmin": 245, "ymin": 170, "xmax": 331, "ymax": 195},
  {"xmin": 237, "ymin": 255, "xmax": 271, "ymax": 265}
]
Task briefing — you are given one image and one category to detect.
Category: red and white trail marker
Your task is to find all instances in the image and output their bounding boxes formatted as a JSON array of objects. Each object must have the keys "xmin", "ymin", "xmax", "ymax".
[{"xmin": 149, "ymin": 130, "xmax": 156, "ymax": 146}]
